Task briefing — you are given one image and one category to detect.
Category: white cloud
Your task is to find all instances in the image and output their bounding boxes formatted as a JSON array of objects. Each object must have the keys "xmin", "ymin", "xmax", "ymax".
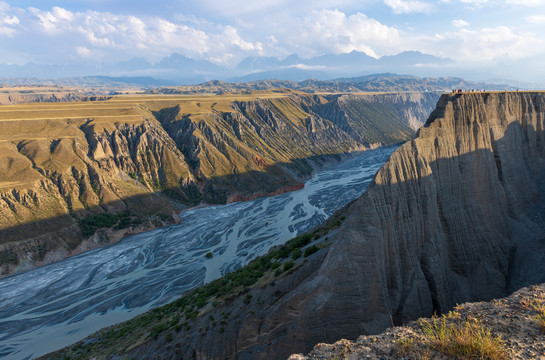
[
  {"xmin": 505, "ymin": 0, "xmax": 545, "ymax": 5},
  {"xmin": 30, "ymin": 6, "xmax": 74, "ymax": 34},
  {"xmin": 526, "ymin": 14, "xmax": 545, "ymax": 23},
  {"xmin": 76, "ymin": 46, "xmax": 91, "ymax": 57},
  {"xmin": 452, "ymin": 19, "xmax": 469, "ymax": 28},
  {"xmin": 16, "ymin": 6, "xmax": 266, "ymax": 64},
  {"xmin": 279, "ymin": 9, "xmax": 407, "ymax": 58},
  {"xmin": 442, "ymin": 0, "xmax": 545, "ymax": 6},
  {"xmin": 384, "ymin": 0, "xmax": 433, "ymax": 13},
  {"xmin": 3, "ymin": 15, "xmax": 18, "ymax": 25},
  {"xmin": 458, "ymin": 0, "xmax": 490, "ymax": 5},
  {"xmin": 288, "ymin": 64, "xmax": 327, "ymax": 70},
  {"xmin": 0, "ymin": 2, "xmax": 18, "ymax": 37},
  {"xmin": 422, "ymin": 26, "xmax": 542, "ymax": 61}
]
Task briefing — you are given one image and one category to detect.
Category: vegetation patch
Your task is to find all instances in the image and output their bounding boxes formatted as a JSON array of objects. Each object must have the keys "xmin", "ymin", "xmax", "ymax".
[
  {"xmin": 0, "ymin": 249, "xmax": 18, "ymax": 265},
  {"xmin": 418, "ymin": 312, "xmax": 507, "ymax": 360},
  {"xmin": 45, "ymin": 208, "xmax": 349, "ymax": 359},
  {"xmin": 519, "ymin": 292, "xmax": 545, "ymax": 333},
  {"xmin": 79, "ymin": 211, "xmax": 143, "ymax": 237}
]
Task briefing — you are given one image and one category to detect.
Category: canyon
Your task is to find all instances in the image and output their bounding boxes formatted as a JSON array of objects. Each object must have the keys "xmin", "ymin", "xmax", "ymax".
[
  {"xmin": 44, "ymin": 91, "xmax": 545, "ymax": 359},
  {"xmin": 0, "ymin": 146, "xmax": 394, "ymax": 360},
  {"xmin": 0, "ymin": 90, "xmax": 437, "ymax": 276}
]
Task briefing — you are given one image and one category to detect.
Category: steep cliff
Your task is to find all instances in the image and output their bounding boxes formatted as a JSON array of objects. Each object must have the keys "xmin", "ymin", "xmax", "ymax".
[
  {"xmin": 0, "ymin": 104, "xmax": 193, "ymax": 274},
  {"xmin": 63, "ymin": 91, "xmax": 545, "ymax": 360},
  {"xmin": 0, "ymin": 91, "xmax": 422, "ymax": 275},
  {"xmin": 349, "ymin": 92, "xmax": 440, "ymax": 130}
]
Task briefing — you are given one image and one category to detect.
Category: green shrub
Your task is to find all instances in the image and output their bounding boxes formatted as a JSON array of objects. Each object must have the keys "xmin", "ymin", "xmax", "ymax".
[
  {"xmin": 304, "ymin": 245, "xmax": 319, "ymax": 257},
  {"xmin": 150, "ymin": 322, "xmax": 169, "ymax": 339},
  {"xmin": 205, "ymin": 252, "xmax": 214, "ymax": 259},
  {"xmin": 291, "ymin": 248, "xmax": 302, "ymax": 260},
  {"xmin": 283, "ymin": 260, "xmax": 294, "ymax": 272},
  {"xmin": 243, "ymin": 294, "xmax": 252, "ymax": 305},
  {"xmin": 80, "ymin": 213, "xmax": 119, "ymax": 237}
]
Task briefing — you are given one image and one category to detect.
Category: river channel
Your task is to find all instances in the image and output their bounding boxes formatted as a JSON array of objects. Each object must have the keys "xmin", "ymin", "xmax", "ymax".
[{"xmin": 0, "ymin": 146, "xmax": 396, "ymax": 359}]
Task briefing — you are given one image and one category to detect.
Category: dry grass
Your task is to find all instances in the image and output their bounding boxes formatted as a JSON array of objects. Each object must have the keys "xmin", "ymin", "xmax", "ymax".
[
  {"xmin": 394, "ymin": 337, "xmax": 415, "ymax": 357},
  {"xmin": 418, "ymin": 313, "xmax": 507, "ymax": 360},
  {"xmin": 519, "ymin": 290, "xmax": 545, "ymax": 333}
]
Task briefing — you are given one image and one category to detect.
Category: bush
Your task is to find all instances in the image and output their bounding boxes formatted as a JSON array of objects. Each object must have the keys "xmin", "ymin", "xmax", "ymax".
[
  {"xmin": 291, "ymin": 248, "xmax": 302, "ymax": 260},
  {"xmin": 150, "ymin": 322, "xmax": 169, "ymax": 339},
  {"xmin": 80, "ymin": 211, "xmax": 141, "ymax": 236},
  {"xmin": 419, "ymin": 315, "xmax": 506, "ymax": 359},
  {"xmin": 283, "ymin": 260, "xmax": 294, "ymax": 272},
  {"xmin": 205, "ymin": 252, "xmax": 214, "ymax": 259},
  {"xmin": 80, "ymin": 213, "xmax": 119, "ymax": 237},
  {"xmin": 243, "ymin": 294, "xmax": 252, "ymax": 305},
  {"xmin": 304, "ymin": 245, "xmax": 319, "ymax": 257}
]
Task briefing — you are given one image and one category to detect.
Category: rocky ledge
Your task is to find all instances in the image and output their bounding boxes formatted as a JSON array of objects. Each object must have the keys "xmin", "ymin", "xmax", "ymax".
[{"xmin": 290, "ymin": 283, "xmax": 545, "ymax": 360}]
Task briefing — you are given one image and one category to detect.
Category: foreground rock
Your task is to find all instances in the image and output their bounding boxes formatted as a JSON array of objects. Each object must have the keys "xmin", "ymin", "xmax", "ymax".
[{"xmin": 290, "ymin": 283, "xmax": 545, "ymax": 360}]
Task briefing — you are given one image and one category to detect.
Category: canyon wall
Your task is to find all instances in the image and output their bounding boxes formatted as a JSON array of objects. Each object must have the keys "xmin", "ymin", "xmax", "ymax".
[
  {"xmin": 0, "ymin": 90, "xmax": 84, "ymax": 105},
  {"xmin": 125, "ymin": 91, "xmax": 545, "ymax": 359},
  {"xmin": 0, "ymin": 91, "xmax": 432, "ymax": 275}
]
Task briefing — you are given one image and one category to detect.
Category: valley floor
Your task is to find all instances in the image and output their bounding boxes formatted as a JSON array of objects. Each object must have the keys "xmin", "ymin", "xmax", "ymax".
[{"xmin": 290, "ymin": 283, "xmax": 545, "ymax": 359}]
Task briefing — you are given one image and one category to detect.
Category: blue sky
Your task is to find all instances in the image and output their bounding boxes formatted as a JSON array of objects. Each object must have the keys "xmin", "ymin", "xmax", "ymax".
[{"xmin": 0, "ymin": 0, "xmax": 544, "ymax": 80}]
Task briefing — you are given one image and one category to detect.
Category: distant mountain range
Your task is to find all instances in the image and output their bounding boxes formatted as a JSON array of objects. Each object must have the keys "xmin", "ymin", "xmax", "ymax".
[
  {"xmin": 0, "ymin": 73, "xmax": 518, "ymax": 95},
  {"xmin": 0, "ymin": 50, "xmax": 536, "ymax": 91},
  {"xmin": 0, "ymin": 51, "xmax": 454, "ymax": 85},
  {"xmin": 147, "ymin": 74, "xmax": 517, "ymax": 94}
]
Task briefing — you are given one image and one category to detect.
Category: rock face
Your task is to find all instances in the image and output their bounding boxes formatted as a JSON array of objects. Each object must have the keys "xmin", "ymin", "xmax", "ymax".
[
  {"xmin": 349, "ymin": 92, "xmax": 440, "ymax": 130},
  {"xmin": 0, "ymin": 91, "xmax": 429, "ymax": 275},
  {"xmin": 129, "ymin": 92, "xmax": 545, "ymax": 359}
]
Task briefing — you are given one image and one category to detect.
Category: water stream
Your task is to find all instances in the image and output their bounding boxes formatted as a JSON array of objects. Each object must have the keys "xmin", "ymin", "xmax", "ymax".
[{"xmin": 0, "ymin": 146, "xmax": 396, "ymax": 359}]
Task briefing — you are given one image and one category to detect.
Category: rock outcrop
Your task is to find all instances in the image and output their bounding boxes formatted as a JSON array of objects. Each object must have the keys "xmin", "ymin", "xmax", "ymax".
[
  {"xmin": 290, "ymin": 283, "xmax": 545, "ymax": 360},
  {"xmin": 115, "ymin": 91, "xmax": 545, "ymax": 359},
  {"xmin": 0, "ymin": 91, "xmax": 427, "ymax": 275}
]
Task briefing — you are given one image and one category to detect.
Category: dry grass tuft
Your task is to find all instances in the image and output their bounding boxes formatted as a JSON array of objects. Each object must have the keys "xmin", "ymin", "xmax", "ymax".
[
  {"xmin": 418, "ymin": 313, "xmax": 507, "ymax": 360},
  {"xmin": 519, "ymin": 291, "xmax": 545, "ymax": 333},
  {"xmin": 394, "ymin": 337, "xmax": 415, "ymax": 357}
]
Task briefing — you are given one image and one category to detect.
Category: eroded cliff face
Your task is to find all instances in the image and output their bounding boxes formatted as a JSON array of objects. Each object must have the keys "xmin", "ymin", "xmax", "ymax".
[
  {"xmin": 131, "ymin": 92, "xmax": 545, "ymax": 359},
  {"xmin": 0, "ymin": 91, "xmax": 84, "ymax": 105},
  {"xmin": 352, "ymin": 91, "xmax": 441, "ymax": 130},
  {"xmin": 0, "ymin": 107, "xmax": 193, "ymax": 274},
  {"xmin": 0, "ymin": 91, "xmax": 424, "ymax": 275}
]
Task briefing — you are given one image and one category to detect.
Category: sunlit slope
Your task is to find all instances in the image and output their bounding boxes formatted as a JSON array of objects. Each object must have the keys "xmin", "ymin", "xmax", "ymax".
[
  {"xmin": 0, "ymin": 91, "xmax": 418, "ymax": 275},
  {"xmin": 0, "ymin": 85, "xmax": 85, "ymax": 105}
]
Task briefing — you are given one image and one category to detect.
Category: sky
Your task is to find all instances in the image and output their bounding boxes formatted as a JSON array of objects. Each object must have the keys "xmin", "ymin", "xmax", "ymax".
[{"xmin": 0, "ymin": 0, "xmax": 544, "ymax": 80}]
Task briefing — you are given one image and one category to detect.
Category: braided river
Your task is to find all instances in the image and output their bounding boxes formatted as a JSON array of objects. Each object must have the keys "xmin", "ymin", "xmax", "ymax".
[{"xmin": 0, "ymin": 146, "xmax": 396, "ymax": 359}]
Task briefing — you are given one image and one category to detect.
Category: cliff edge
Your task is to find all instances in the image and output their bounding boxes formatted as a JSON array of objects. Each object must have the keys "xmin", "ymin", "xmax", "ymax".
[{"xmin": 290, "ymin": 283, "xmax": 545, "ymax": 359}]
